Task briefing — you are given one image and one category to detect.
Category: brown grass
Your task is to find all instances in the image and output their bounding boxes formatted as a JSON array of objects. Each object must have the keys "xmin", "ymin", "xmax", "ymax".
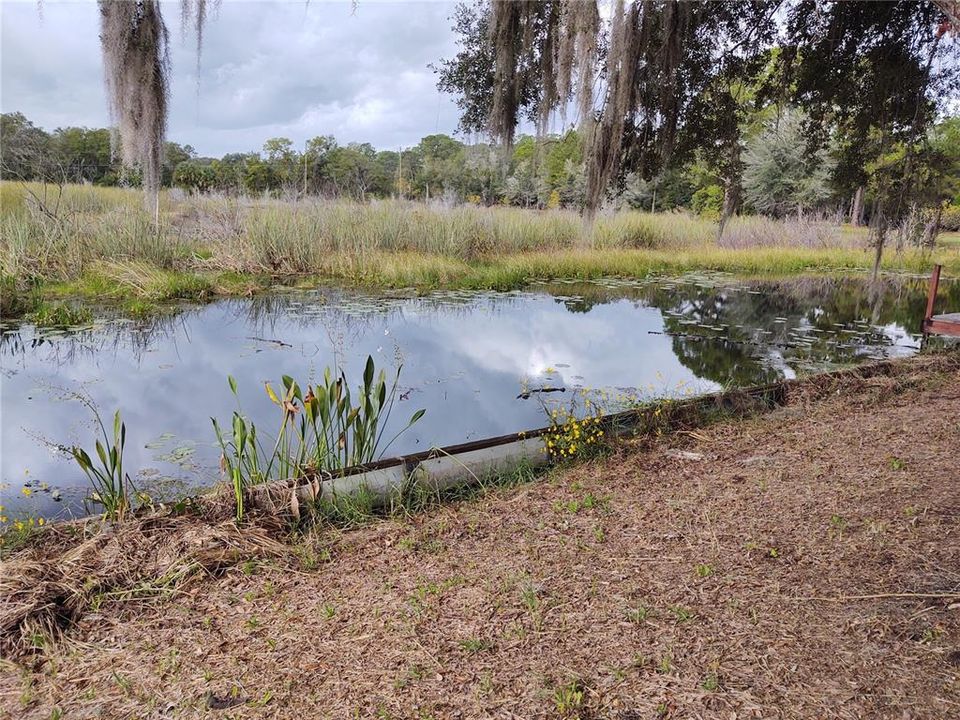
[{"xmin": 1, "ymin": 354, "xmax": 959, "ymax": 718}]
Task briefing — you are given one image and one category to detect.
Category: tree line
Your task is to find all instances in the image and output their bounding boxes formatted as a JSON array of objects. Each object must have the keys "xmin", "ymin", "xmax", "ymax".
[
  {"xmin": 3, "ymin": 108, "xmax": 957, "ymax": 236},
  {"xmin": 436, "ymin": 0, "xmax": 960, "ymax": 252}
]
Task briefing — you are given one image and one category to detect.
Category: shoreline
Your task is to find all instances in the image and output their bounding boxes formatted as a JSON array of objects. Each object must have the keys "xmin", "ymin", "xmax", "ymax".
[{"xmin": 6, "ymin": 247, "xmax": 960, "ymax": 322}]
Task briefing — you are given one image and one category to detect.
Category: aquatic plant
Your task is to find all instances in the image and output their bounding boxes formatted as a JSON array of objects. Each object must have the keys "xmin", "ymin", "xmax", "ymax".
[
  {"xmin": 540, "ymin": 391, "xmax": 605, "ymax": 461},
  {"xmin": 29, "ymin": 302, "xmax": 93, "ymax": 328},
  {"xmin": 212, "ymin": 356, "xmax": 425, "ymax": 521},
  {"xmin": 70, "ymin": 410, "xmax": 133, "ymax": 521}
]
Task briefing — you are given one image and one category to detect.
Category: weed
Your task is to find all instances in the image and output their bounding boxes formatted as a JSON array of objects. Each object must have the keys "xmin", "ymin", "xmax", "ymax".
[
  {"xmin": 626, "ymin": 604, "xmax": 651, "ymax": 624},
  {"xmin": 669, "ymin": 606, "xmax": 694, "ymax": 623},
  {"xmin": 541, "ymin": 394, "xmax": 605, "ymax": 461},
  {"xmin": 249, "ymin": 691, "xmax": 273, "ymax": 707},
  {"xmin": 695, "ymin": 563, "xmax": 714, "ymax": 578},
  {"xmin": 702, "ymin": 672, "xmax": 719, "ymax": 691},
  {"xmin": 459, "ymin": 638, "xmax": 491, "ymax": 653},
  {"xmin": 889, "ymin": 456, "xmax": 905, "ymax": 470},
  {"xmin": 520, "ymin": 582, "xmax": 540, "ymax": 612},
  {"xmin": 321, "ymin": 603, "xmax": 336, "ymax": 619},
  {"xmin": 552, "ymin": 680, "xmax": 586, "ymax": 716},
  {"xmin": 394, "ymin": 664, "xmax": 426, "ymax": 690},
  {"xmin": 0, "ymin": 513, "xmax": 46, "ymax": 557},
  {"xmin": 656, "ymin": 653, "xmax": 673, "ymax": 674}
]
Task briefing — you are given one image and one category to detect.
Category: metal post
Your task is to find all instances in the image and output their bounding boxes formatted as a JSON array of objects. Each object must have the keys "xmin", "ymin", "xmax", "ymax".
[{"xmin": 922, "ymin": 263, "xmax": 941, "ymax": 341}]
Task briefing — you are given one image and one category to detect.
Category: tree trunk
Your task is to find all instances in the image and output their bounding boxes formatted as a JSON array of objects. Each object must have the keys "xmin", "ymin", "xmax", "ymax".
[
  {"xmin": 851, "ymin": 185, "xmax": 865, "ymax": 226},
  {"xmin": 717, "ymin": 142, "xmax": 741, "ymax": 242},
  {"xmin": 922, "ymin": 204, "xmax": 943, "ymax": 248},
  {"xmin": 870, "ymin": 205, "xmax": 887, "ymax": 280},
  {"xmin": 717, "ymin": 179, "xmax": 739, "ymax": 242}
]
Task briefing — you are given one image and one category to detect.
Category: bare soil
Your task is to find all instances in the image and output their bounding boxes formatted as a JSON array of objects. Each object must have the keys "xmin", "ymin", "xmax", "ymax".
[{"xmin": 2, "ymin": 354, "xmax": 959, "ymax": 719}]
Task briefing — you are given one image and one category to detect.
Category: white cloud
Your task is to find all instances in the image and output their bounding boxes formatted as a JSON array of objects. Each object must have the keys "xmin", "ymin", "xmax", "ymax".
[{"xmin": 1, "ymin": 0, "xmax": 465, "ymax": 155}]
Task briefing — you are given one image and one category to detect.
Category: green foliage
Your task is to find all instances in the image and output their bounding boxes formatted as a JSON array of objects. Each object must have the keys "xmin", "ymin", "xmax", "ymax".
[
  {"xmin": 30, "ymin": 302, "xmax": 93, "ymax": 328},
  {"xmin": 941, "ymin": 205, "xmax": 960, "ymax": 232},
  {"xmin": 552, "ymin": 680, "xmax": 586, "ymax": 717},
  {"xmin": 70, "ymin": 410, "xmax": 133, "ymax": 521},
  {"xmin": 173, "ymin": 161, "xmax": 216, "ymax": 193},
  {"xmin": 692, "ymin": 184, "xmax": 724, "ymax": 219},
  {"xmin": 212, "ymin": 356, "xmax": 424, "ymax": 521},
  {"xmin": 742, "ymin": 109, "xmax": 834, "ymax": 218}
]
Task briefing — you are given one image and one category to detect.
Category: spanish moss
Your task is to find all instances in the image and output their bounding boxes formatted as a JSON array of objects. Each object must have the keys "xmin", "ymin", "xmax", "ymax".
[{"xmin": 98, "ymin": 0, "xmax": 214, "ymax": 210}]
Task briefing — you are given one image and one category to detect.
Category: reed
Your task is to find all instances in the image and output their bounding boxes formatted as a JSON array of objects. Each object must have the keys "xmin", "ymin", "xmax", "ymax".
[{"xmin": 3, "ymin": 182, "xmax": 958, "ymax": 314}]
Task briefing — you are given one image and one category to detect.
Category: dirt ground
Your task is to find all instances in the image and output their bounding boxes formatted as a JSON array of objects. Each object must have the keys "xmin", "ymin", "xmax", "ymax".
[{"xmin": 2, "ymin": 354, "xmax": 959, "ymax": 719}]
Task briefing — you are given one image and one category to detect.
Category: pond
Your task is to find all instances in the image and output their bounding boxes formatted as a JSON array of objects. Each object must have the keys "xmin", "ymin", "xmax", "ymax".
[{"xmin": 2, "ymin": 273, "xmax": 957, "ymax": 520}]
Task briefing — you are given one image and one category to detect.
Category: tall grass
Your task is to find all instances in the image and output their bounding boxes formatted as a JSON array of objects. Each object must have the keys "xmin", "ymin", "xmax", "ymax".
[
  {"xmin": 2, "ymin": 181, "xmax": 958, "ymax": 310},
  {"xmin": 1, "ymin": 182, "xmax": 192, "ymax": 282}
]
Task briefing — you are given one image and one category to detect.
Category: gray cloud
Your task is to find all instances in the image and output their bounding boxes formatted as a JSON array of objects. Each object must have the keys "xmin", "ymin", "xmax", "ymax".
[{"xmin": 1, "ymin": 0, "xmax": 464, "ymax": 156}]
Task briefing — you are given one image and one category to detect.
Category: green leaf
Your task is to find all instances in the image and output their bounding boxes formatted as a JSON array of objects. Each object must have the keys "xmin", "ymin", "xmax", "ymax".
[
  {"xmin": 95, "ymin": 440, "xmax": 109, "ymax": 469},
  {"xmin": 228, "ymin": 375, "xmax": 238, "ymax": 395},
  {"xmin": 363, "ymin": 355, "xmax": 375, "ymax": 390}
]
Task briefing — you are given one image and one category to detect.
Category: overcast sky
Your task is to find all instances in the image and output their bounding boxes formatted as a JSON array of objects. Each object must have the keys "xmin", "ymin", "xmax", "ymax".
[{"xmin": 1, "ymin": 0, "xmax": 467, "ymax": 157}]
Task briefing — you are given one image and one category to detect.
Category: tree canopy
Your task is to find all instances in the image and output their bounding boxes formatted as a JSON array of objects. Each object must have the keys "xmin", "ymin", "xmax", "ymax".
[{"xmin": 436, "ymin": 0, "xmax": 960, "ymax": 224}]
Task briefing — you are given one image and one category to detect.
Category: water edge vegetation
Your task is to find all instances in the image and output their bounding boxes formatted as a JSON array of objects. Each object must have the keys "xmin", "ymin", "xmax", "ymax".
[{"xmin": 2, "ymin": 182, "xmax": 959, "ymax": 319}]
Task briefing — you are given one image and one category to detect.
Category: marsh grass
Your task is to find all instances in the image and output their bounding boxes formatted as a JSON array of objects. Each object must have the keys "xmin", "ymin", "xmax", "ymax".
[
  {"xmin": 30, "ymin": 302, "xmax": 93, "ymax": 328},
  {"xmin": 3, "ymin": 181, "xmax": 958, "ymax": 315}
]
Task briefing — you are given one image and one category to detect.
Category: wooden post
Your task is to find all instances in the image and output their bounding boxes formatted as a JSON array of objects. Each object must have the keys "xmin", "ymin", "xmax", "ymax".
[{"xmin": 923, "ymin": 264, "xmax": 941, "ymax": 337}]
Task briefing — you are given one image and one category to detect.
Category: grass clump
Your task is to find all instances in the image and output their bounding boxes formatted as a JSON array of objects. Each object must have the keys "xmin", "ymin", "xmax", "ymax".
[
  {"xmin": 552, "ymin": 679, "xmax": 587, "ymax": 717},
  {"xmin": 29, "ymin": 302, "xmax": 93, "ymax": 328},
  {"xmin": 213, "ymin": 355, "xmax": 425, "ymax": 522}
]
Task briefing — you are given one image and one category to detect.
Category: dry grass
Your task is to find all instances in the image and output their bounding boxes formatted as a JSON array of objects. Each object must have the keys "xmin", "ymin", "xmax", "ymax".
[
  {"xmin": 0, "ymin": 494, "xmax": 289, "ymax": 663},
  {"xmin": 4, "ymin": 182, "xmax": 960, "ymax": 306},
  {"xmin": 2, "ymin": 353, "xmax": 958, "ymax": 718}
]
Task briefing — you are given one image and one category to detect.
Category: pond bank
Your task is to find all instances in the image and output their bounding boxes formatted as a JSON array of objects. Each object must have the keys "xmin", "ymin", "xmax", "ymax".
[
  {"xmin": 8, "ymin": 246, "xmax": 960, "ymax": 320},
  {"xmin": 2, "ymin": 352, "xmax": 959, "ymax": 717}
]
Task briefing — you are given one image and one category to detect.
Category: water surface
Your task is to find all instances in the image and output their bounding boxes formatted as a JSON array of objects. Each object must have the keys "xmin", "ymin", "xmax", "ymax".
[{"xmin": 2, "ymin": 273, "xmax": 956, "ymax": 520}]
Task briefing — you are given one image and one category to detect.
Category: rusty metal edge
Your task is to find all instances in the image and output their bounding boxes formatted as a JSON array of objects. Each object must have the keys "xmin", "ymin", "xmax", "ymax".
[{"xmin": 317, "ymin": 354, "xmax": 920, "ymax": 480}]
